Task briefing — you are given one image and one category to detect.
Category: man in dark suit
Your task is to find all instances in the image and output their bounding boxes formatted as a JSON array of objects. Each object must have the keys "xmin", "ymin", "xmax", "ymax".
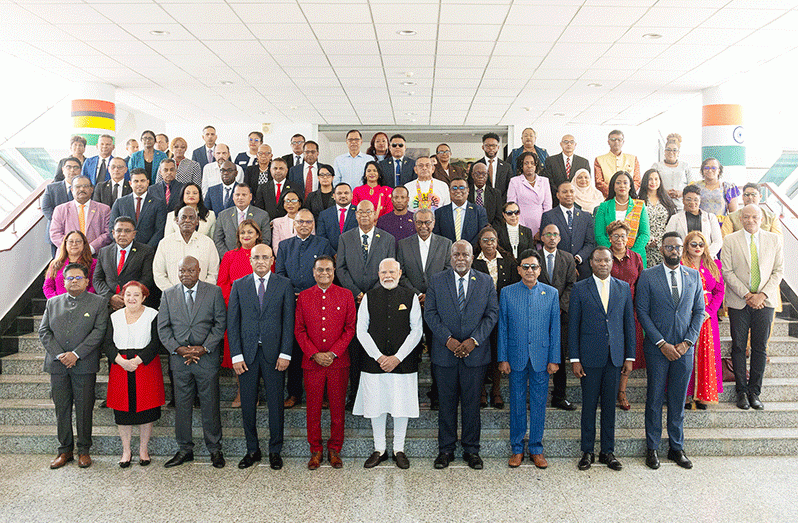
[
  {"xmin": 158, "ymin": 256, "xmax": 227, "ymax": 469},
  {"xmin": 191, "ymin": 125, "xmax": 217, "ymax": 170},
  {"xmin": 636, "ymin": 232, "xmax": 705, "ymax": 470},
  {"xmin": 82, "ymin": 134, "xmax": 117, "ymax": 185},
  {"xmin": 93, "ymin": 157, "xmax": 131, "ymax": 208},
  {"xmin": 42, "ymin": 157, "xmax": 79, "ymax": 256},
  {"xmin": 93, "ymin": 216, "xmax": 156, "ymax": 310},
  {"xmin": 379, "ymin": 134, "xmax": 416, "ymax": 188},
  {"xmin": 467, "ymin": 162, "xmax": 502, "ymax": 227},
  {"xmin": 540, "ymin": 182, "xmax": 595, "ymax": 280},
  {"xmin": 213, "ymin": 182, "xmax": 271, "ymax": 258},
  {"xmin": 537, "ymin": 223, "xmax": 577, "ymax": 411},
  {"xmin": 109, "ymin": 168, "xmax": 167, "ymax": 248},
  {"xmin": 288, "ymin": 140, "xmax": 332, "ymax": 199},
  {"xmin": 244, "ymin": 143, "xmax": 272, "ymax": 196},
  {"xmin": 147, "ymin": 162, "xmax": 184, "ymax": 214},
  {"xmin": 569, "ymin": 246, "xmax": 635, "ymax": 471},
  {"xmin": 336, "ymin": 200, "xmax": 396, "ymax": 406},
  {"xmin": 542, "ymin": 134, "xmax": 591, "ymax": 205},
  {"xmin": 253, "ymin": 157, "xmax": 296, "ymax": 220},
  {"xmin": 39, "ymin": 263, "xmax": 109, "ymax": 469},
  {"xmin": 316, "ymin": 183, "xmax": 357, "ymax": 254},
  {"xmin": 204, "ymin": 160, "xmax": 238, "ymax": 215},
  {"xmin": 281, "ymin": 133, "xmax": 305, "ymax": 169},
  {"xmin": 434, "ymin": 178, "xmax": 488, "ymax": 246},
  {"xmin": 469, "ymin": 133, "xmax": 513, "ymax": 201},
  {"xmin": 425, "ymin": 240, "xmax": 499, "ymax": 470},
  {"xmin": 227, "ymin": 244, "xmax": 295, "ymax": 470}
]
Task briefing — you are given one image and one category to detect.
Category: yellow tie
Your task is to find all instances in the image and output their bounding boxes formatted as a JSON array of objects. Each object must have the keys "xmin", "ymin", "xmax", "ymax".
[
  {"xmin": 600, "ymin": 279, "xmax": 609, "ymax": 313},
  {"xmin": 750, "ymin": 234, "xmax": 760, "ymax": 293},
  {"xmin": 455, "ymin": 207, "xmax": 463, "ymax": 241},
  {"xmin": 78, "ymin": 204, "xmax": 86, "ymax": 234}
]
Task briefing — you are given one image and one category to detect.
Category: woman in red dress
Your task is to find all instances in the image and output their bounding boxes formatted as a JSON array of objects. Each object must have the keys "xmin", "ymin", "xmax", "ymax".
[
  {"xmin": 353, "ymin": 160, "xmax": 393, "ymax": 218},
  {"xmin": 105, "ymin": 281, "xmax": 164, "ymax": 467},
  {"xmin": 217, "ymin": 219, "xmax": 263, "ymax": 407}
]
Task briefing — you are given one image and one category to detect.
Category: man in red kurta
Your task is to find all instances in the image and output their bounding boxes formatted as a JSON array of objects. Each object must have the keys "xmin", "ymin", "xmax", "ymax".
[{"xmin": 295, "ymin": 255, "xmax": 357, "ymax": 469}]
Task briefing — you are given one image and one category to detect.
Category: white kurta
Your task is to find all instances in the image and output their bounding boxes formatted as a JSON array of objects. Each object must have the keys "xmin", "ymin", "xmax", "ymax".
[{"xmin": 353, "ymin": 292, "xmax": 423, "ymax": 419}]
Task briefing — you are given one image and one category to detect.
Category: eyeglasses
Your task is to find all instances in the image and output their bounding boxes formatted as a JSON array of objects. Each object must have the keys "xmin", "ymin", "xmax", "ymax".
[
  {"xmin": 483, "ymin": 143, "xmax": 499, "ymax": 148},
  {"xmin": 390, "ymin": 143, "xmax": 405, "ymax": 148},
  {"xmin": 290, "ymin": 140, "xmax": 305, "ymax": 145},
  {"xmin": 520, "ymin": 264, "xmax": 540, "ymax": 271},
  {"xmin": 437, "ymin": 150, "xmax": 451, "ymax": 155},
  {"xmin": 251, "ymin": 255, "xmax": 272, "ymax": 261},
  {"xmin": 702, "ymin": 166, "xmax": 718, "ymax": 171},
  {"xmin": 504, "ymin": 210, "xmax": 521, "ymax": 215},
  {"xmin": 450, "ymin": 186, "xmax": 468, "ymax": 191},
  {"xmin": 743, "ymin": 192, "xmax": 758, "ymax": 197},
  {"xmin": 542, "ymin": 232, "xmax": 560, "ymax": 238},
  {"xmin": 480, "ymin": 237, "xmax": 497, "ymax": 243},
  {"xmin": 610, "ymin": 233, "xmax": 627, "ymax": 240},
  {"xmin": 663, "ymin": 245, "xmax": 683, "ymax": 252},
  {"xmin": 688, "ymin": 242, "xmax": 705, "ymax": 248},
  {"xmin": 664, "ymin": 148, "xmax": 679, "ymax": 153},
  {"xmin": 319, "ymin": 172, "xmax": 333, "ymax": 177},
  {"xmin": 415, "ymin": 220, "xmax": 433, "ymax": 227},
  {"xmin": 314, "ymin": 267, "xmax": 334, "ymax": 273},
  {"xmin": 64, "ymin": 276, "xmax": 85, "ymax": 281},
  {"xmin": 63, "ymin": 165, "xmax": 81, "ymax": 171},
  {"xmin": 608, "ymin": 138, "xmax": 623, "ymax": 142},
  {"xmin": 295, "ymin": 219, "xmax": 313, "ymax": 225},
  {"xmin": 284, "ymin": 198, "xmax": 300, "ymax": 203},
  {"xmin": 561, "ymin": 140, "xmax": 575, "ymax": 145}
]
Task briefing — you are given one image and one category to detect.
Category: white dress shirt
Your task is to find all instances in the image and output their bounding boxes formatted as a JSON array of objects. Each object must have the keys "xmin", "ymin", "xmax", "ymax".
[{"xmin": 418, "ymin": 234, "xmax": 431, "ymax": 270}]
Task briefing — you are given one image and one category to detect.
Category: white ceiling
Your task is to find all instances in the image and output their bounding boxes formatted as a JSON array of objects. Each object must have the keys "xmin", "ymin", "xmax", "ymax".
[{"xmin": 4, "ymin": 0, "xmax": 798, "ymax": 127}]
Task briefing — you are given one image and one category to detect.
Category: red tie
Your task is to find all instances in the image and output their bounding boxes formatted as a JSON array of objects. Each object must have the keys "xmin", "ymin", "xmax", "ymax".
[
  {"xmin": 305, "ymin": 164, "xmax": 313, "ymax": 198},
  {"xmin": 135, "ymin": 197, "xmax": 142, "ymax": 222},
  {"xmin": 339, "ymin": 207, "xmax": 346, "ymax": 232},
  {"xmin": 565, "ymin": 157, "xmax": 571, "ymax": 178},
  {"xmin": 116, "ymin": 249, "xmax": 126, "ymax": 292},
  {"xmin": 165, "ymin": 183, "xmax": 171, "ymax": 203},
  {"xmin": 275, "ymin": 182, "xmax": 282, "ymax": 204}
]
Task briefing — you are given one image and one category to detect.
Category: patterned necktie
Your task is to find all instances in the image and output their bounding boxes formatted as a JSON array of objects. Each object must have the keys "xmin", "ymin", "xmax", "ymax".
[
  {"xmin": 305, "ymin": 164, "xmax": 313, "ymax": 198},
  {"xmin": 362, "ymin": 234, "xmax": 369, "ymax": 262},
  {"xmin": 567, "ymin": 209, "xmax": 573, "ymax": 230},
  {"xmin": 135, "ymin": 197, "xmax": 142, "ymax": 222},
  {"xmin": 339, "ymin": 207, "xmax": 346, "ymax": 232},
  {"xmin": 98, "ymin": 158, "xmax": 107, "ymax": 182},
  {"xmin": 547, "ymin": 253, "xmax": 555, "ymax": 282},
  {"xmin": 454, "ymin": 207, "xmax": 463, "ymax": 241},
  {"xmin": 458, "ymin": 277, "xmax": 466, "ymax": 312},
  {"xmin": 78, "ymin": 204, "xmax": 86, "ymax": 233},
  {"xmin": 670, "ymin": 270, "xmax": 680, "ymax": 306},
  {"xmin": 750, "ymin": 234, "xmax": 761, "ymax": 293},
  {"xmin": 259, "ymin": 170, "xmax": 269, "ymax": 186},
  {"xmin": 565, "ymin": 157, "xmax": 571, "ymax": 179},
  {"xmin": 186, "ymin": 288, "xmax": 194, "ymax": 311},
  {"xmin": 224, "ymin": 187, "xmax": 232, "ymax": 208},
  {"xmin": 165, "ymin": 183, "xmax": 171, "ymax": 203},
  {"xmin": 258, "ymin": 277, "xmax": 265, "ymax": 307},
  {"xmin": 238, "ymin": 210, "xmax": 245, "ymax": 225},
  {"xmin": 207, "ymin": 148, "xmax": 213, "ymax": 164},
  {"xmin": 296, "ymin": 155, "xmax": 301, "ymax": 167},
  {"xmin": 475, "ymin": 188, "xmax": 484, "ymax": 207}
]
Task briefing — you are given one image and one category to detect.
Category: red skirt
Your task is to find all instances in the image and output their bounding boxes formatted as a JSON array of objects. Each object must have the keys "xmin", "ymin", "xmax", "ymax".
[
  {"xmin": 222, "ymin": 332, "xmax": 233, "ymax": 368},
  {"xmin": 107, "ymin": 354, "xmax": 165, "ymax": 412}
]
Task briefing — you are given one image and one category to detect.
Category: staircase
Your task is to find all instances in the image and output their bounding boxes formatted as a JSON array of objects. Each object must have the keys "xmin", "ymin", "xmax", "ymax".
[{"xmin": 1, "ymin": 292, "xmax": 797, "ymax": 458}]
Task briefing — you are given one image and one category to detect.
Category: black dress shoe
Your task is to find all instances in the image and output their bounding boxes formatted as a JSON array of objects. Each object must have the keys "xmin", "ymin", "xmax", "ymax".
[
  {"xmin": 491, "ymin": 396, "xmax": 504, "ymax": 409},
  {"xmin": 164, "ymin": 451, "xmax": 194, "ymax": 468},
  {"xmin": 578, "ymin": 452, "xmax": 594, "ymax": 470},
  {"xmin": 552, "ymin": 398, "xmax": 577, "ymax": 411},
  {"xmin": 748, "ymin": 393, "xmax": 764, "ymax": 410},
  {"xmin": 363, "ymin": 451, "xmax": 390, "ymax": 469},
  {"xmin": 667, "ymin": 449, "xmax": 693, "ymax": 469},
  {"xmin": 210, "ymin": 451, "xmax": 225, "ymax": 469},
  {"xmin": 736, "ymin": 392, "xmax": 750, "ymax": 410},
  {"xmin": 238, "ymin": 450, "xmax": 262, "ymax": 469},
  {"xmin": 433, "ymin": 452, "xmax": 455, "ymax": 469},
  {"xmin": 645, "ymin": 449, "xmax": 660, "ymax": 470},
  {"xmin": 393, "ymin": 451, "xmax": 410, "ymax": 469},
  {"xmin": 269, "ymin": 453, "xmax": 283, "ymax": 470},
  {"xmin": 463, "ymin": 452, "xmax": 483, "ymax": 470},
  {"xmin": 599, "ymin": 452, "xmax": 622, "ymax": 471}
]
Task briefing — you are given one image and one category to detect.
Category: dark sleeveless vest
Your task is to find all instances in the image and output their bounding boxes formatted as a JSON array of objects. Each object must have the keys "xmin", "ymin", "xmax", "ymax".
[{"xmin": 362, "ymin": 285, "xmax": 419, "ymax": 374}]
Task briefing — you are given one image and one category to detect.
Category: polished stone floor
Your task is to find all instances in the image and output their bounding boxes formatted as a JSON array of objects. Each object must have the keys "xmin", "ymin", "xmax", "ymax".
[{"xmin": 0, "ymin": 454, "xmax": 794, "ymax": 523}]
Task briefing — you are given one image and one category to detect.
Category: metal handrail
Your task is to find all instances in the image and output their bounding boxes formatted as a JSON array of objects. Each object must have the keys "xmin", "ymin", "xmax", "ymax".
[
  {"xmin": 761, "ymin": 182, "xmax": 798, "ymax": 241},
  {"xmin": 0, "ymin": 181, "xmax": 47, "ymax": 232}
]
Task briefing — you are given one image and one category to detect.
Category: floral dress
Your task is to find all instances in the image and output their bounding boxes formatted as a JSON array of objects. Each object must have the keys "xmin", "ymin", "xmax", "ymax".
[{"xmin": 645, "ymin": 201, "xmax": 671, "ymax": 267}]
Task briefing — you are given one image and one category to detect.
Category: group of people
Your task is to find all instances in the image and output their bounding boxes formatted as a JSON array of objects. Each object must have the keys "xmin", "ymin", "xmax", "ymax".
[{"xmin": 38, "ymin": 125, "xmax": 783, "ymax": 472}]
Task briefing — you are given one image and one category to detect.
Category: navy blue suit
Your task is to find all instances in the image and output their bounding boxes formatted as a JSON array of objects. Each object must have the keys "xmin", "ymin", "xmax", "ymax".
[
  {"xmin": 192, "ymin": 146, "xmax": 212, "ymax": 170},
  {"xmin": 379, "ymin": 157, "xmax": 416, "ymax": 188},
  {"xmin": 275, "ymin": 235, "xmax": 335, "ymax": 294},
  {"xmin": 636, "ymin": 264, "xmax": 705, "ymax": 451},
  {"xmin": 148, "ymin": 179, "xmax": 184, "ymax": 214},
  {"xmin": 288, "ymin": 162, "xmax": 333, "ymax": 196},
  {"xmin": 204, "ymin": 182, "xmax": 237, "ymax": 215},
  {"xmin": 540, "ymin": 206, "xmax": 595, "ymax": 280},
  {"xmin": 316, "ymin": 204, "xmax": 357, "ymax": 254},
  {"xmin": 227, "ymin": 272, "xmax": 295, "ymax": 454},
  {"xmin": 568, "ymin": 277, "xmax": 635, "ymax": 454},
  {"xmin": 433, "ymin": 203, "xmax": 489, "ymax": 246},
  {"xmin": 108, "ymin": 192, "xmax": 166, "ymax": 248},
  {"xmin": 82, "ymin": 155, "xmax": 124, "ymax": 185},
  {"xmin": 425, "ymin": 269, "xmax": 499, "ymax": 454}
]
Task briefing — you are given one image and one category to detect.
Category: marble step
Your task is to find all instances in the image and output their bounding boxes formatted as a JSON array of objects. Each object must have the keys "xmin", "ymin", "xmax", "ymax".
[
  {"xmin": 2, "ymin": 398, "xmax": 797, "ymax": 431},
  {"xmin": 1, "ymin": 423, "xmax": 796, "ymax": 458}
]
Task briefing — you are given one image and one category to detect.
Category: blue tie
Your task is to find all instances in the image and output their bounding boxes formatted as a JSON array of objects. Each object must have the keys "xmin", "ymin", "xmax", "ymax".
[
  {"xmin": 458, "ymin": 277, "xmax": 465, "ymax": 312},
  {"xmin": 258, "ymin": 277, "xmax": 265, "ymax": 308},
  {"xmin": 395, "ymin": 160, "xmax": 401, "ymax": 186}
]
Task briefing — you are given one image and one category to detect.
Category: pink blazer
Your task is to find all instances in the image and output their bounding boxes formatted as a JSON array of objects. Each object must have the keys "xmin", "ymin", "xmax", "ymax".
[{"xmin": 49, "ymin": 200, "xmax": 112, "ymax": 253}]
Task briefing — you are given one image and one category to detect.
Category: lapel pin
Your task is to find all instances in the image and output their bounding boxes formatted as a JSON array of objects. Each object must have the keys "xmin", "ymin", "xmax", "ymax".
[
  {"xmin": 541, "ymin": 290, "xmax": 546, "ymax": 295},
  {"xmin": 84, "ymin": 312, "xmax": 90, "ymax": 317},
  {"xmin": 471, "ymin": 276, "xmax": 476, "ymax": 281},
  {"xmin": 132, "ymin": 248, "xmax": 136, "ymax": 252},
  {"xmin": 376, "ymin": 234, "xmax": 380, "ymax": 238}
]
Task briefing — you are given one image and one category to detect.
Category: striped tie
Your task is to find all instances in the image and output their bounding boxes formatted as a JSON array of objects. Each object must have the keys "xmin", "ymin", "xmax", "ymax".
[
  {"xmin": 458, "ymin": 277, "xmax": 465, "ymax": 312},
  {"xmin": 455, "ymin": 207, "xmax": 463, "ymax": 241},
  {"xmin": 750, "ymin": 234, "xmax": 760, "ymax": 292}
]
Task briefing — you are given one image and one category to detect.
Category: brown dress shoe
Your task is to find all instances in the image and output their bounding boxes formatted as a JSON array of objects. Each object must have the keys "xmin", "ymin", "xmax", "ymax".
[
  {"xmin": 328, "ymin": 449, "xmax": 343, "ymax": 469},
  {"xmin": 307, "ymin": 451, "xmax": 323, "ymax": 470},
  {"xmin": 530, "ymin": 453, "xmax": 548, "ymax": 469},
  {"xmin": 78, "ymin": 454, "xmax": 92, "ymax": 468},
  {"xmin": 50, "ymin": 451, "xmax": 73, "ymax": 469},
  {"xmin": 508, "ymin": 453, "xmax": 524, "ymax": 468},
  {"xmin": 284, "ymin": 396, "xmax": 298, "ymax": 408}
]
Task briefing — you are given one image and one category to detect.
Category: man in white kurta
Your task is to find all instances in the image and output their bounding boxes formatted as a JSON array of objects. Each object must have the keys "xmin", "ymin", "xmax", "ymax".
[
  {"xmin": 153, "ymin": 206, "xmax": 220, "ymax": 291},
  {"xmin": 354, "ymin": 258, "xmax": 422, "ymax": 469}
]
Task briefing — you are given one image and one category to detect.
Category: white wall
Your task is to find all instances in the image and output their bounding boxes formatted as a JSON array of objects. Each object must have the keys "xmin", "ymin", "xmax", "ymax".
[{"xmin": 163, "ymin": 122, "xmax": 316, "ymax": 160}]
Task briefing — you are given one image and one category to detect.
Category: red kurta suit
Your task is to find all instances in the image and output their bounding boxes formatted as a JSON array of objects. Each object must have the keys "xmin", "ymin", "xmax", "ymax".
[{"xmin": 218, "ymin": 247, "xmax": 253, "ymax": 368}]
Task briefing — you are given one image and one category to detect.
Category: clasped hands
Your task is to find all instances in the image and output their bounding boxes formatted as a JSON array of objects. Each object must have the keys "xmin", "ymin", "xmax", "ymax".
[
  {"xmin": 176, "ymin": 345, "xmax": 206, "ymax": 365},
  {"xmin": 57, "ymin": 352, "xmax": 78, "ymax": 369},
  {"xmin": 744, "ymin": 292, "xmax": 766, "ymax": 310},
  {"xmin": 446, "ymin": 337, "xmax": 476, "ymax": 359},
  {"xmin": 115, "ymin": 353, "xmax": 142, "ymax": 372},
  {"xmin": 660, "ymin": 341, "xmax": 689, "ymax": 362},
  {"xmin": 377, "ymin": 355, "xmax": 401, "ymax": 372},
  {"xmin": 311, "ymin": 352, "xmax": 336, "ymax": 368}
]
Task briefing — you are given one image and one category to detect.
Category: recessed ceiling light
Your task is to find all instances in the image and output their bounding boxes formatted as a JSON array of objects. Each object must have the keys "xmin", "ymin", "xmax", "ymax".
[
  {"xmin": 149, "ymin": 30, "xmax": 170, "ymax": 36},
  {"xmin": 289, "ymin": 106, "xmax": 298, "ymax": 110},
  {"xmin": 587, "ymin": 83, "xmax": 602, "ymax": 88},
  {"xmin": 220, "ymin": 80, "xmax": 233, "ymax": 85},
  {"xmin": 397, "ymin": 30, "xmax": 417, "ymax": 36},
  {"xmin": 405, "ymin": 112, "xmax": 415, "ymax": 116},
  {"xmin": 642, "ymin": 33, "xmax": 662, "ymax": 39},
  {"xmin": 401, "ymin": 81, "xmax": 416, "ymax": 86},
  {"xmin": 522, "ymin": 107, "xmax": 531, "ymax": 111},
  {"xmin": 553, "ymin": 112, "xmax": 565, "ymax": 116},
  {"xmin": 404, "ymin": 72, "xmax": 415, "ymax": 77},
  {"xmin": 403, "ymin": 91, "xmax": 415, "ymax": 96}
]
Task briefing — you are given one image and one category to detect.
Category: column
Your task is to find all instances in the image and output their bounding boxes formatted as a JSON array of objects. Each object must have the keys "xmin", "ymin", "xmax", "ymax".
[
  {"xmin": 701, "ymin": 86, "xmax": 745, "ymax": 185},
  {"xmin": 71, "ymin": 83, "xmax": 115, "ymax": 147}
]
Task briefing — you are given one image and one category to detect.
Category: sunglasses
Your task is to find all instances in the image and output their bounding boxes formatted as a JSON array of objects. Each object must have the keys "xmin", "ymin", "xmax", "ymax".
[
  {"xmin": 504, "ymin": 210, "xmax": 521, "ymax": 215},
  {"xmin": 390, "ymin": 143, "xmax": 405, "ymax": 148},
  {"xmin": 689, "ymin": 242, "xmax": 705, "ymax": 248},
  {"xmin": 520, "ymin": 264, "xmax": 540, "ymax": 271}
]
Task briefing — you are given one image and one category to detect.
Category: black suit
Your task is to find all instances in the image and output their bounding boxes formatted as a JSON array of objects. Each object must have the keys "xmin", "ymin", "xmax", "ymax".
[
  {"xmin": 496, "ymin": 223, "xmax": 534, "ymax": 261},
  {"xmin": 537, "ymin": 248, "xmax": 577, "ymax": 402},
  {"xmin": 282, "ymin": 153, "xmax": 303, "ymax": 170},
  {"xmin": 288, "ymin": 162, "xmax": 333, "ymax": 197},
  {"xmin": 540, "ymin": 206, "xmax": 595, "ymax": 280},
  {"xmin": 93, "ymin": 241, "xmax": 157, "ymax": 306},
  {"xmin": 379, "ymin": 157, "xmax": 416, "ymax": 188},
  {"xmin": 541, "ymin": 153, "xmax": 590, "ymax": 205},
  {"xmin": 147, "ymin": 180, "xmax": 184, "ymax": 214},
  {"xmin": 93, "ymin": 179, "xmax": 132, "ymax": 208},
  {"xmin": 253, "ymin": 179, "xmax": 298, "ymax": 220},
  {"xmin": 108, "ymin": 193, "xmax": 167, "ymax": 248},
  {"xmin": 470, "ymin": 158, "xmax": 512, "ymax": 201},
  {"xmin": 467, "ymin": 184, "xmax": 502, "ymax": 227}
]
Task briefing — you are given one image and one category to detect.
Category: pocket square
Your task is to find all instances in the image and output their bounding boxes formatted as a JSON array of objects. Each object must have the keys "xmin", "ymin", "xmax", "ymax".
[{"xmin": 398, "ymin": 304, "xmax": 407, "ymax": 310}]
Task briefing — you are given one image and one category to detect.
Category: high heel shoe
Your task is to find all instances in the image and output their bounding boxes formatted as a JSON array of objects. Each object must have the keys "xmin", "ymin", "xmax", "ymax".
[
  {"xmin": 119, "ymin": 460, "xmax": 131, "ymax": 468},
  {"xmin": 617, "ymin": 390, "xmax": 631, "ymax": 411}
]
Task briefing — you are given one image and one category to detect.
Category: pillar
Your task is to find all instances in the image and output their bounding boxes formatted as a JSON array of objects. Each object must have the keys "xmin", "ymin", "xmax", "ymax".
[
  {"xmin": 71, "ymin": 83, "xmax": 115, "ymax": 147},
  {"xmin": 701, "ymin": 86, "xmax": 745, "ymax": 185}
]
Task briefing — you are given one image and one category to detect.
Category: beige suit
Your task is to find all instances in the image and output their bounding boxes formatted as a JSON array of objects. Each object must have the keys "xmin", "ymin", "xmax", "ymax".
[
  {"xmin": 720, "ymin": 229, "xmax": 783, "ymax": 309},
  {"xmin": 721, "ymin": 207, "xmax": 782, "ymax": 237}
]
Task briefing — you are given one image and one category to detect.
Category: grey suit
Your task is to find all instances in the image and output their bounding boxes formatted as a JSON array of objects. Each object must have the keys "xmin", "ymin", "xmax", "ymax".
[
  {"xmin": 397, "ymin": 233, "xmax": 452, "ymax": 295},
  {"xmin": 213, "ymin": 205, "xmax": 271, "ymax": 258},
  {"xmin": 38, "ymin": 291, "xmax": 108, "ymax": 454},
  {"xmin": 157, "ymin": 281, "xmax": 227, "ymax": 454}
]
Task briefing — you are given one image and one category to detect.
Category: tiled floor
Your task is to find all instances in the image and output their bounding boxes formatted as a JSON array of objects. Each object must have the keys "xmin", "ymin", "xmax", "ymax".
[{"xmin": 1, "ymin": 454, "xmax": 795, "ymax": 522}]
